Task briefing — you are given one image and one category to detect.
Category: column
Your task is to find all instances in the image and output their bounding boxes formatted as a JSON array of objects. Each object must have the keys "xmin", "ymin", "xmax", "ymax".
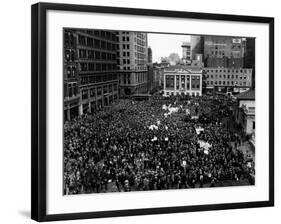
[
  {"xmin": 101, "ymin": 86, "xmax": 104, "ymax": 107},
  {"xmin": 67, "ymin": 105, "xmax": 71, "ymax": 121},
  {"xmin": 174, "ymin": 74, "xmax": 176, "ymax": 91},
  {"xmin": 200, "ymin": 73, "xmax": 202, "ymax": 96},
  {"xmin": 79, "ymin": 103, "xmax": 83, "ymax": 116},
  {"xmin": 95, "ymin": 88, "xmax": 98, "ymax": 110},
  {"xmin": 163, "ymin": 73, "xmax": 166, "ymax": 93},
  {"xmin": 184, "ymin": 74, "xmax": 187, "ymax": 92},
  {"xmin": 78, "ymin": 92, "xmax": 83, "ymax": 115},
  {"xmin": 88, "ymin": 88, "xmax": 91, "ymax": 113}
]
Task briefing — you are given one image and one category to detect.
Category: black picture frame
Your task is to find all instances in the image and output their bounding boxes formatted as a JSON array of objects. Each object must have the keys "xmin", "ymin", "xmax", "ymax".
[{"xmin": 31, "ymin": 2, "xmax": 274, "ymax": 222}]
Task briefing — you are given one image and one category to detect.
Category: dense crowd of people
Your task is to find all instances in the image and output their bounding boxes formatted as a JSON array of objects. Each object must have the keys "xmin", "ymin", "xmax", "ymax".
[{"xmin": 63, "ymin": 95, "xmax": 255, "ymax": 195}]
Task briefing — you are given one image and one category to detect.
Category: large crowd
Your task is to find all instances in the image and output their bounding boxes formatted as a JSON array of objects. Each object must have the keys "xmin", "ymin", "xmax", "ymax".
[{"xmin": 63, "ymin": 95, "xmax": 255, "ymax": 195}]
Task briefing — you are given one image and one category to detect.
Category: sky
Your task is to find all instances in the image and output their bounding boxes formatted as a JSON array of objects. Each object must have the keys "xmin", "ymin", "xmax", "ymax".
[{"xmin": 147, "ymin": 33, "xmax": 191, "ymax": 63}]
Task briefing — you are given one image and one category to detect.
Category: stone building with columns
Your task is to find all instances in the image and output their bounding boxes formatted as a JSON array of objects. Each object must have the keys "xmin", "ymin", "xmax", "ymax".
[{"xmin": 163, "ymin": 65, "xmax": 202, "ymax": 97}]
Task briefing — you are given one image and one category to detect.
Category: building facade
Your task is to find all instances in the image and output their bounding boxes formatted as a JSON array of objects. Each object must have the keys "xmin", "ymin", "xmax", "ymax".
[
  {"xmin": 163, "ymin": 66, "xmax": 202, "ymax": 97},
  {"xmin": 234, "ymin": 90, "xmax": 255, "ymax": 136},
  {"xmin": 181, "ymin": 42, "xmax": 191, "ymax": 65},
  {"xmin": 63, "ymin": 29, "xmax": 119, "ymax": 121},
  {"xmin": 64, "ymin": 29, "xmax": 80, "ymax": 121},
  {"xmin": 190, "ymin": 35, "xmax": 204, "ymax": 61},
  {"xmin": 203, "ymin": 67, "xmax": 252, "ymax": 92},
  {"xmin": 116, "ymin": 31, "xmax": 148, "ymax": 95},
  {"xmin": 243, "ymin": 38, "xmax": 255, "ymax": 89},
  {"xmin": 147, "ymin": 47, "xmax": 152, "ymax": 63},
  {"xmin": 204, "ymin": 36, "xmax": 244, "ymax": 68}
]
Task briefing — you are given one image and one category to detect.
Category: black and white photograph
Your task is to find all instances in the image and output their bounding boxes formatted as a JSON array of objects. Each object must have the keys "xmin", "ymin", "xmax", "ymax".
[
  {"xmin": 63, "ymin": 29, "xmax": 256, "ymax": 195},
  {"xmin": 29, "ymin": 2, "xmax": 274, "ymax": 221}
]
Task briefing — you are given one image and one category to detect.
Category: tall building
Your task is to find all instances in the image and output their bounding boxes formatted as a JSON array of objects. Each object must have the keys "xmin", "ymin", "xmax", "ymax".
[
  {"xmin": 163, "ymin": 65, "xmax": 203, "ymax": 97},
  {"xmin": 243, "ymin": 38, "xmax": 255, "ymax": 89},
  {"xmin": 116, "ymin": 31, "xmax": 148, "ymax": 95},
  {"xmin": 63, "ymin": 29, "xmax": 119, "ymax": 120},
  {"xmin": 204, "ymin": 36, "xmax": 244, "ymax": 68},
  {"xmin": 243, "ymin": 38, "xmax": 255, "ymax": 68},
  {"xmin": 190, "ymin": 36, "xmax": 204, "ymax": 60},
  {"xmin": 147, "ymin": 47, "xmax": 152, "ymax": 63},
  {"xmin": 64, "ymin": 29, "xmax": 80, "ymax": 121},
  {"xmin": 181, "ymin": 42, "xmax": 191, "ymax": 64}
]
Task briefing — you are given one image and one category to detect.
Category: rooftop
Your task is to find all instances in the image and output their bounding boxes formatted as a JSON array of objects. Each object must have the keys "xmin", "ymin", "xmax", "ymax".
[
  {"xmin": 164, "ymin": 65, "xmax": 202, "ymax": 73},
  {"xmin": 235, "ymin": 89, "xmax": 255, "ymax": 100}
]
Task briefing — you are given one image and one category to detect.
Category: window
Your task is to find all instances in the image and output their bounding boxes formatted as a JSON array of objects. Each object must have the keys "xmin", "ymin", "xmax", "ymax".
[
  {"xmin": 82, "ymin": 90, "xmax": 88, "ymax": 100},
  {"xmin": 90, "ymin": 88, "xmax": 95, "ymax": 97}
]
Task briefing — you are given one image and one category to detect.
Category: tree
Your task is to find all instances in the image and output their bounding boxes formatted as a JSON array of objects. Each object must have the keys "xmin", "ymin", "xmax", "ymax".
[{"xmin": 168, "ymin": 53, "xmax": 180, "ymax": 65}]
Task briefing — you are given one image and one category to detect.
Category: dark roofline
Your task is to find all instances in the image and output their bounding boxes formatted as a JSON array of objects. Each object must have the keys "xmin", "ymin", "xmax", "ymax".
[{"xmin": 235, "ymin": 89, "xmax": 255, "ymax": 100}]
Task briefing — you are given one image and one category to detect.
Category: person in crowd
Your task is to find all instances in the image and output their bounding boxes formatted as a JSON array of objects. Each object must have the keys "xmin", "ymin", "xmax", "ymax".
[{"xmin": 63, "ymin": 95, "xmax": 255, "ymax": 194}]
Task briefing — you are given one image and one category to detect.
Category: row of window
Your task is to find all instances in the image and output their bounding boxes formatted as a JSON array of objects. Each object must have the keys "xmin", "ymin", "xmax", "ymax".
[
  {"xmin": 204, "ymin": 69, "xmax": 249, "ymax": 73},
  {"xmin": 65, "ymin": 66, "xmax": 77, "ymax": 79},
  {"xmin": 136, "ymin": 72, "xmax": 147, "ymax": 84},
  {"xmin": 135, "ymin": 52, "xmax": 146, "ymax": 60},
  {"xmin": 136, "ymin": 33, "xmax": 146, "ymax": 39},
  {"xmin": 135, "ymin": 45, "xmax": 146, "ymax": 54},
  {"xmin": 121, "ymin": 74, "xmax": 131, "ymax": 85},
  {"xmin": 81, "ymin": 30, "xmax": 116, "ymax": 41},
  {"xmin": 165, "ymin": 76, "xmax": 200, "ymax": 90},
  {"xmin": 117, "ymin": 44, "xmax": 130, "ymax": 50},
  {"xmin": 117, "ymin": 59, "xmax": 131, "ymax": 65},
  {"xmin": 79, "ymin": 63, "xmax": 117, "ymax": 72},
  {"xmin": 117, "ymin": 51, "xmax": 130, "ymax": 57},
  {"xmin": 118, "ymin": 66, "xmax": 131, "ymax": 71},
  {"xmin": 165, "ymin": 91, "xmax": 200, "ymax": 96},
  {"xmin": 135, "ymin": 66, "xmax": 147, "ymax": 71},
  {"xmin": 78, "ymin": 49, "xmax": 116, "ymax": 61},
  {"xmin": 205, "ymin": 74, "xmax": 249, "ymax": 80},
  {"xmin": 116, "ymin": 36, "xmax": 130, "ymax": 42},
  {"xmin": 64, "ymin": 31, "xmax": 76, "ymax": 47},
  {"xmin": 65, "ymin": 50, "xmax": 76, "ymax": 62},
  {"xmin": 64, "ymin": 83, "xmax": 78, "ymax": 98},
  {"xmin": 136, "ymin": 38, "xmax": 146, "ymax": 46},
  {"xmin": 80, "ymin": 74, "xmax": 118, "ymax": 85},
  {"xmin": 206, "ymin": 80, "xmax": 249, "ymax": 86},
  {"xmin": 81, "ymin": 84, "xmax": 118, "ymax": 99},
  {"xmin": 78, "ymin": 35, "xmax": 116, "ymax": 51}
]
